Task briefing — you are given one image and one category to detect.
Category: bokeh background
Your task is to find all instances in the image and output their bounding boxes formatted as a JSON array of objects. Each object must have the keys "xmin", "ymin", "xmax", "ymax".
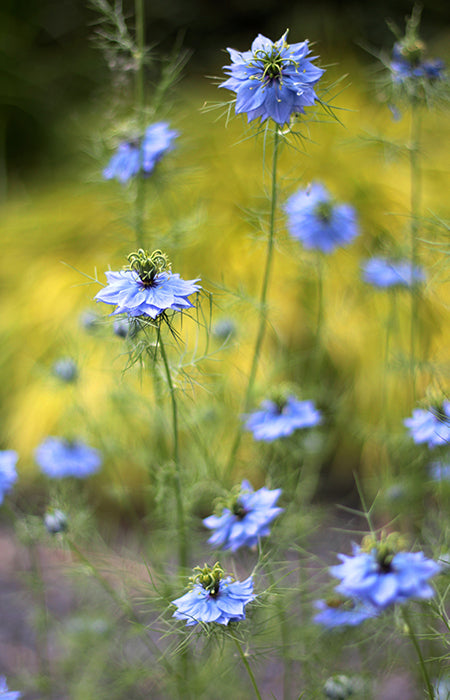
[{"xmin": 0, "ymin": 0, "xmax": 449, "ymax": 511}]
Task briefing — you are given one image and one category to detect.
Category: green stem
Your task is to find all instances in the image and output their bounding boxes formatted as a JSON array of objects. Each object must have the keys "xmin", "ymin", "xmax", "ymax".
[
  {"xmin": 134, "ymin": 0, "xmax": 146, "ymax": 246},
  {"xmin": 402, "ymin": 607, "xmax": 435, "ymax": 699},
  {"xmin": 226, "ymin": 127, "xmax": 280, "ymax": 475},
  {"xmin": 409, "ymin": 98, "xmax": 422, "ymax": 402},
  {"xmin": 233, "ymin": 636, "xmax": 263, "ymax": 700},
  {"xmin": 28, "ymin": 542, "xmax": 52, "ymax": 698},
  {"xmin": 158, "ymin": 330, "xmax": 188, "ymax": 571}
]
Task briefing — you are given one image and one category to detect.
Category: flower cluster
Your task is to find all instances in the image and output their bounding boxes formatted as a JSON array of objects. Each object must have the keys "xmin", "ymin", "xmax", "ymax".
[
  {"xmin": 404, "ymin": 402, "xmax": 450, "ymax": 449},
  {"xmin": 390, "ymin": 40, "xmax": 445, "ymax": 84},
  {"xmin": 103, "ymin": 122, "xmax": 178, "ymax": 184},
  {"xmin": 0, "ymin": 451, "xmax": 18, "ymax": 505},
  {"xmin": 220, "ymin": 30, "xmax": 324, "ymax": 126},
  {"xmin": 172, "ymin": 562, "xmax": 255, "ymax": 626},
  {"xmin": 95, "ymin": 249, "xmax": 201, "ymax": 320},
  {"xmin": 203, "ymin": 480, "xmax": 283, "ymax": 551},
  {"xmin": 362, "ymin": 257, "xmax": 426, "ymax": 289},
  {"xmin": 35, "ymin": 437, "xmax": 102, "ymax": 479},
  {"xmin": 285, "ymin": 183, "xmax": 359, "ymax": 254},
  {"xmin": 329, "ymin": 535, "xmax": 441, "ymax": 610},
  {"xmin": 245, "ymin": 395, "xmax": 322, "ymax": 442}
]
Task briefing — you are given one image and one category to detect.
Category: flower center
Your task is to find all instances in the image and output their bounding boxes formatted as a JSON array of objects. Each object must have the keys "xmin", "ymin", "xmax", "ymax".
[
  {"xmin": 398, "ymin": 38, "xmax": 426, "ymax": 66},
  {"xmin": 314, "ymin": 200, "xmax": 333, "ymax": 223},
  {"xmin": 231, "ymin": 499, "xmax": 248, "ymax": 520},
  {"xmin": 126, "ymin": 249, "xmax": 170, "ymax": 287},
  {"xmin": 191, "ymin": 562, "xmax": 224, "ymax": 597},
  {"xmin": 431, "ymin": 404, "xmax": 449, "ymax": 424}
]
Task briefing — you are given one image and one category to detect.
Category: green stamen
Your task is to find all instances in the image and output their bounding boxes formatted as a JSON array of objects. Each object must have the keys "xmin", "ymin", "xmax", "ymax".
[
  {"xmin": 126, "ymin": 248, "xmax": 170, "ymax": 287},
  {"xmin": 190, "ymin": 562, "xmax": 225, "ymax": 596}
]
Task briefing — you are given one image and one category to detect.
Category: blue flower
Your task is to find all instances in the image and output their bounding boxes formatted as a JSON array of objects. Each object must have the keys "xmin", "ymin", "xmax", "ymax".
[
  {"xmin": 52, "ymin": 357, "xmax": 78, "ymax": 383},
  {"xmin": 245, "ymin": 396, "xmax": 322, "ymax": 442},
  {"xmin": 435, "ymin": 676, "xmax": 450, "ymax": 700},
  {"xmin": 429, "ymin": 462, "xmax": 450, "ymax": 481},
  {"xmin": 44, "ymin": 509, "xmax": 68, "ymax": 535},
  {"xmin": 203, "ymin": 480, "xmax": 283, "ymax": 551},
  {"xmin": 285, "ymin": 183, "xmax": 359, "ymax": 253},
  {"xmin": 391, "ymin": 42, "xmax": 445, "ymax": 83},
  {"xmin": 0, "ymin": 451, "xmax": 18, "ymax": 505},
  {"xmin": 330, "ymin": 540, "xmax": 441, "ymax": 609},
  {"xmin": 172, "ymin": 563, "xmax": 255, "ymax": 626},
  {"xmin": 362, "ymin": 257, "xmax": 426, "ymax": 289},
  {"xmin": 404, "ymin": 402, "xmax": 450, "ymax": 449},
  {"xmin": 35, "ymin": 437, "xmax": 102, "ymax": 479},
  {"xmin": 220, "ymin": 30, "xmax": 324, "ymax": 126},
  {"xmin": 0, "ymin": 676, "xmax": 21, "ymax": 699},
  {"xmin": 103, "ymin": 122, "xmax": 178, "ymax": 184},
  {"xmin": 95, "ymin": 249, "xmax": 200, "ymax": 320},
  {"xmin": 313, "ymin": 597, "xmax": 378, "ymax": 628}
]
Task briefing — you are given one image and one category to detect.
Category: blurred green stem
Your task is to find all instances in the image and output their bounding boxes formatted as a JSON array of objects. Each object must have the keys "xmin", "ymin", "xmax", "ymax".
[
  {"xmin": 226, "ymin": 127, "xmax": 280, "ymax": 475},
  {"xmin": 157, "ymin": 330, "xmax": 188, "ymax": 571},
  {"xmin": 233, "ymin": 636, "xmax": 263, "ymax": 700},
  {"xmin": 28, "ymin": 541, "xmax": 52, "ymax": 698},
  {"xmin": 409, "ymin": 98, "xmax": 422, "ymax": 402},
  {"xmin": 402, "ymin": 607, "xmax": 435, "ymax": 699},
  {"xmin": 134, "ymin": 0, "xmax": 146, "ymax": 246}
]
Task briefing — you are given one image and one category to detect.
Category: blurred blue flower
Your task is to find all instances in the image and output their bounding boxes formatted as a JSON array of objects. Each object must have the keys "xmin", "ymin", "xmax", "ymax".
[
  {"xmin": 44, "ymin": 509, "xmax": 68, "ymax": 535},
  {"xmin": 35, "ymin": 437, "xmax": 102, "ymax": 479},
  {"xmin": 52, "ymin": 357, "xmax": 78, "ymax": 383},
  {"xmin": 103, "ymin": 122, "xmax": 178, "ymax": 184},
  {"xmin": 245, "ymin": 396, "xmax": 322, "ymax": 442},
  {"xmin": 313, "ymin": 597, "xmax": 378, "ymax": 628},
  {"xmin": 285, "ymin": 183, "xmax": 359, "ymax": 253},
  {"xmin": 0, "ymin": 451, "xmax": 18, "ymax": 505},
  {"xmin": 391, "ymin": 42, "xmax": 445, "ymax": 83},
  {"xmin": 435, "ymin": 676, "xmax": 450, "ymax": 700},
  {"xmin": 362, "ymin": 257, "xmax": 426, "ymax": 289},
  {"xmin": 113, "ymin": 317, "xmax": 138, "ymax": 339},
  {"xmin": 0, "ymin": 676, "xmax": 21, "ymax": 699},
  {"xmin": 95, "ymin": 249, "xmax": 200, "ymax": 320},
  {"xmin": 330, "ymin": 542, "xmax": 441, "ymax": 609},
  {"xmin": 212, "ymin": 318, "xmax": 237, "ymax": 342},
  {"xmin": 404, "ymin": 402, "xmax": 450, "ymax": 449},
  {"xmin": 220, "ymin": 30, "xmax": 324, "ymax": 126},
  {"xmin": 172, "ymin": 563, "xmax": 255, "ymax": 626},
  {"xmin": 203, "ymin": 480, "xmax": 283, "ymax": 551}
]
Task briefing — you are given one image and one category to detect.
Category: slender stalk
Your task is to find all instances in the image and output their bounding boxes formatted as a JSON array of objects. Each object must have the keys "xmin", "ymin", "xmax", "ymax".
[
  {"xmin": 402, "ymin": 607, "xmax": 435, "ymax": 699},
  {"xmin": 409, "ymin": 98, "xmax": 422, "ymax": 402},
  {"xmin": 315, "ymin": 250, "xmax": 324, "ymax": 350},
  {"xmin": 157, "ymin": 330, "xmax": 188, "ymax": 571},
  {"xmin": 134, "ymin": 0, "xmax": 146, "ymax": 246},
  {"xmin": 28, "ymin": 542, "xmax": 52, "ymax": 698},
  {"xmin": 233, "ymin": 636, "xmax": 263, "ymax": 700},
  {"xmin": 226, "ymin": 128, "xmax": 281, "ymax": 475}
]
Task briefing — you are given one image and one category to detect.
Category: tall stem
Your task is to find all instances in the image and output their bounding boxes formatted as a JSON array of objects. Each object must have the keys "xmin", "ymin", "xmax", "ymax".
[
  {"xmin": 158, "ymin": 331, "xmax": 188, "ymax": 571},
  {"xmin": 134, "ymin": 0, "xmax": 146, "ymax": 246},
  {"xmin": 233, "ymin": 636, "xmax": 263, "ymax": 700},
  {"xmin": 226, "ymin": 128, "xmax": 280, "ymax": 475},
  {"xmin": 409, "ymin": 98, "xmax": 421, "ymax": 402},
  {"xmin": 402, "ymin": 607, "xmax": 435, "ymax": 699}
]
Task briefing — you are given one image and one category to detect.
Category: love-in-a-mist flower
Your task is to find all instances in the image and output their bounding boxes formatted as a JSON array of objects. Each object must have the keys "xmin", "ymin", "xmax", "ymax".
[
  {"xmin": 0, "ymin": 676, "xmax": 21, "ymax": 699},
  {"xmin": 35, "ymin": 437, "xmax": 102, "ymax": 479},
  {"xmin": 313, "ymin": 596, "xmax": 378, "ymax": 629},
  {"xmin": 44, "ymin": 509, "xmax": 68, "ymax": 535},
  {"xmin": 0, "ymin": 451, "xmax": 18, "ymax": 505},
  {"xmin": 429, "ymin": 461, "xmax": 450, "ymax": 482},
  {"xmin": 203, "ymin": 480, "xmax": 283, "ymax": 551},
  {"xmin": 103, "ymin": 122, "xmax": 178, "ymax": 183},
  {"xmin": 220, "ymin": 30, "xmax": 324, "ymax": 126},
  {"xmin": 172, "ymin": 562, "xmax": 255, "ymax": 626},
  {"xmin": 245, "ymin": 394, "xmax": 322, "ymax": 442},
  {"xmin": 404, "ymin": 401, "xmax": 450, "ymax": 449},
  {"xmin": 52, "ymin": 357, "xmax": 78, "ymax": 383},
  {"xmin": 95, "ymin": 249, "xmax": 201, "ymax": 320},
  {"xmin": 285, "ymin": 183, "xmax": 359, "ymax": 253},
  {"xmin": 362, "ymin": 257, "xmax": 426, "ymax": 289},
  {"xmin": 330, "ymin": 534, "xmax": 441, "ymax": 609}
]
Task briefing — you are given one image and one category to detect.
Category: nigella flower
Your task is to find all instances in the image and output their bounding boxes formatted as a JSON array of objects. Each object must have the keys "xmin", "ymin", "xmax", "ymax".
[
  {"xmin": 0, "ymin": 676, "xmax": 21, "ymax": 699},
  {"xmin": 330, "ymin": 535, "xmax": 441, "ymax": 609},
  {"xmin": 404, "ymin": 402, "xmax": 450, "ymax": 449},
  {"xmin": 35, "ymin": 437, "xmax": 102, "ymax": 479},
  {"xmin": 245, "ymin": 395, "xmax": 322, "ymax": 442},
  {"xmin": 391, "ymin": 41, "xmax": 445, "ymax": 83},
  {"xmin": 0, "ymin": 451, "xmax": 18, "ymax": 505},
  {"xmin": 435, "ymin": 676, "xmax": 450, "ymax": 700},
  {"xmin": 103, "ymin": 122, "xmax": 178, "ymax": 184},
  {"xmin": 220, "ymin": 30, "xmax": 324, "ymax": 126},
  {"xmin": 362, "ymin": 257, "xmax": 426, "ymax": 289},
  {"xmin": 52, "ymin": 357, "xmax": 78, "ymax": 383},
  {"xmin": 429, "ymin": 461, "xmax": 450, "ymax": 481},
  {"xmin": 285, "ymin": 183, "xmax": 359, "ymax": 253},
  {"xmin": 44, "ymin": 509, "xmax": 68, "ymax": 535},
  {"xmin": 95, "ymin": 249, "xmax": 201, "ymax": 320},
  {"xmin": 172, "ymin": 562, "xmax": 255, "ymax": 626},
  {"xmin": 203, "ymin": 480, "xmax": 283, "ymax": 551},
  {"xmin": 313, "ymin": 596, "xmax": 378, "ymax": 629}
]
